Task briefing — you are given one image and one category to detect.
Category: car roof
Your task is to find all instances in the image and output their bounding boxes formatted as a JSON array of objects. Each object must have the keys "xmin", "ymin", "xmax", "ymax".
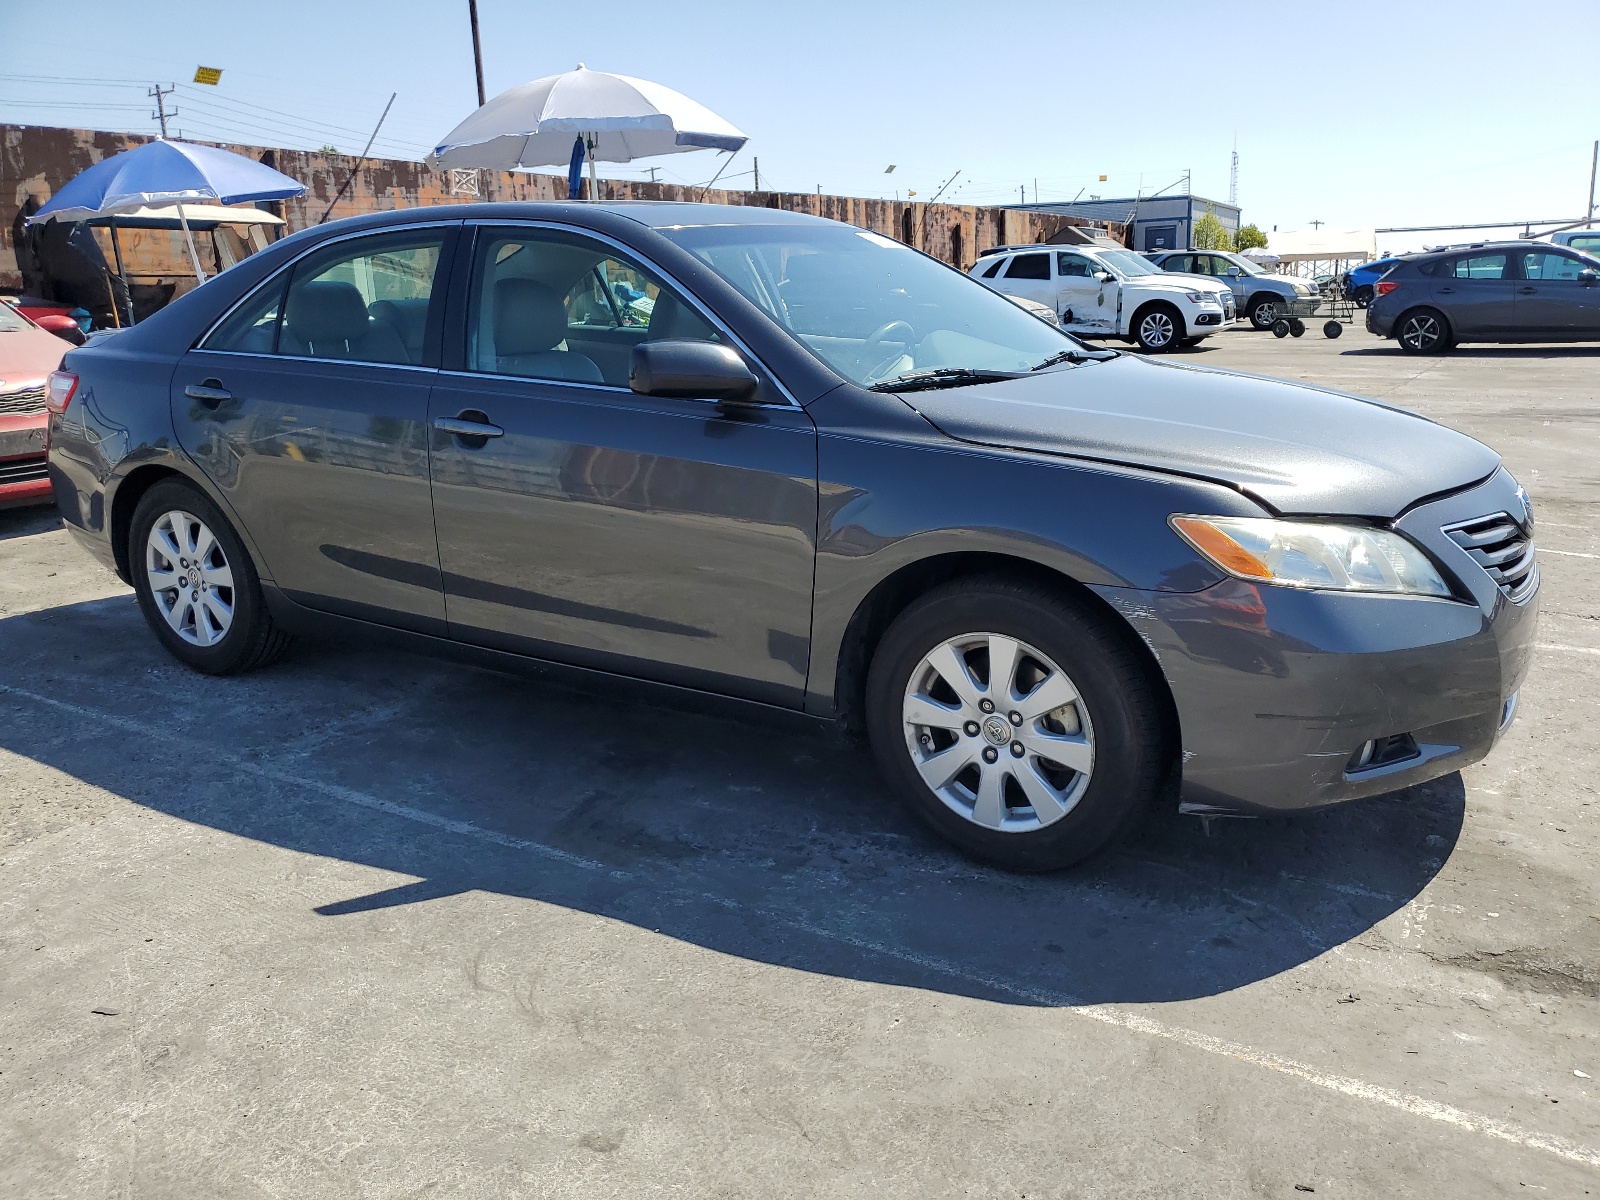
[{"xmin": 340, "ymin": 200, "xmax": 834, "ymax": 231}]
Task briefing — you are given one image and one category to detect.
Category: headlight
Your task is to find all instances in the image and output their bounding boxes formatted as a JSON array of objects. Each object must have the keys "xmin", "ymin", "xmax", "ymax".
[
  {"xmin": 1184, "ymin": 292, "xmax": 1218, "ymax": 305},
  {"xmin": 1170, "ymin": 515, "xmax": 1452, "ymax": 597}
]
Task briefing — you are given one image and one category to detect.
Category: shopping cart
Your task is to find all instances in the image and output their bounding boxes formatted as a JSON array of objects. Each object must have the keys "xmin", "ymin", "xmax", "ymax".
[{"xmin": 1270, "ymin": 281, "xmax": 1358, "ymax": 339}]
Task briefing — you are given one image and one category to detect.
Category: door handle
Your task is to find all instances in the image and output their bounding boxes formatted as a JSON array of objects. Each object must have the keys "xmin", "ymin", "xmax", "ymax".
[
  {"xmin": 184, "ymin": 380, "xmax": 232, "ymax": 408},
  {"xmin": 434, "ymin": 415, "xmax": 504, "ymax": 439},
  {"xmin": 1436, "ymin": 287, "xmax": 1456, "ymax": 294},
  {"xmin": 1518, "ymin": 286, "xmax": 1536, "ymax": 294}
]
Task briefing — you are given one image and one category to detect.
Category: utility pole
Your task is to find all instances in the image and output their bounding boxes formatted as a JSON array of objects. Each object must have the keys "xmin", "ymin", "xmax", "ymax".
[
  {"xmin": 1229, "ymin": 137, "xmax": 1239, "ymax": 206},
  {"xmin": 149, "ymin": 84, "xmax": 175, "ymax": 137},
  {"xmin": 467, "ymin": 0, "xmax": 487, "ymax": 107},
  {"xmin": 1588, "ymin": 140, "xmax": 1597, "ymax": 228},
  {"xmin": 646, "ymin": 167, "xmax": 658, "ymax": 185},
  {"xmin": 753, "ymin": 157, "xmax": 760, "ymax": 192}
]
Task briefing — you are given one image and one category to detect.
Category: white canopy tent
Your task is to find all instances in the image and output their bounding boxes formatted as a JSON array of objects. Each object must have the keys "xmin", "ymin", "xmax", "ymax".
[{"xmin": 1266, "ymin": 228, "xmax": 1377, "ymax": 276}]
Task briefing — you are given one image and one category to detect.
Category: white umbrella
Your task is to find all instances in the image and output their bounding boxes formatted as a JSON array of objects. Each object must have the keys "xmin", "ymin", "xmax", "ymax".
[
  {"xmin": 428, "ymin": 64, "xmax": 748, "ymax": 198},
  {"xmin": 1241, "ymin": 246, "xmax": 1280, "ymax": 264}
]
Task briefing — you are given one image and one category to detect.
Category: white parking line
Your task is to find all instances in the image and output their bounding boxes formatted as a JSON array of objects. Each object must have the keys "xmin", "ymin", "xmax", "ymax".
[
  {"xmin": 1539, "ymin": 548, "xmax": 1600, "ymax": 559},
  {"xmin": 1537, "ymin": 643, "xmax": 1600, "ymax": 655},
  {"xmin": 3, "ymin": 680, "xmax": 1598, "ymax": 1170}
]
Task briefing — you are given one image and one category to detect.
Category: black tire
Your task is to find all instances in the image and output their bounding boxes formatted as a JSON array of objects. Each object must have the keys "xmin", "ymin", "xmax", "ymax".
[
  {"xmin": 1324, "ymin": 320, "xmax": 1344, "ymax": 339},
  {"xmin": 1289, "ymin": 318, "xmax": 1307, "ymax": 337},
  {"xmin": 1353, "ymin": 286, "xmax": 1373, "ymax": 309},
  {"xmin": 1395, "ymin": 307, "xmax": 1454, "ymax": 354},
  {"xmin": 129, "ymin": 478, "xmax": 292, "ymax": 674},
  {"xmin": 1272, "ymin": 319, "xmax": 1291, "ymax": 338},
  {"xmin": 1132, "ymin": 303, "xmax": 1183, "ymax": 353},
  {"xmin": 864, "ymin": 577, "xmax": 1168, "ymax": 871},
  {"xmin": 1248, "ymin": 295, "xmax": 1282, "ymax": 330}
]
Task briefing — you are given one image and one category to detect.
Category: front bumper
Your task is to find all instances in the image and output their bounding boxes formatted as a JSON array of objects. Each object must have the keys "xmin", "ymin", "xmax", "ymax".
[
  {"xmin": 1094, "ymin": 469, "xmax": 1538, "ymax": 813},
  {"xmin": 0, "ymin": 414, "xmax": 51, "ymax": 508}
]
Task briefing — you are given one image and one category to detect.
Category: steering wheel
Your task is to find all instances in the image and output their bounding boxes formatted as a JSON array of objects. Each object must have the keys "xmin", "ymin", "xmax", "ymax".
[{"xmin": 860, "ymin": 320, "xmax": 916, "ymax": 382}]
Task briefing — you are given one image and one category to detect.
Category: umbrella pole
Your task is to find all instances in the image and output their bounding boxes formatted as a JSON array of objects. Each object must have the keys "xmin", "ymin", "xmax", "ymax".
[
  {"xmin": 588, "ymin": 133, "xmax": 599, "ymax": 202},
  {"xmin": 176, "ymin": 203, "xmax": 207, "ymax": 284},
  {"xmin": 108, "ymin": 218, "xmax": 133, "ymax": 325}
]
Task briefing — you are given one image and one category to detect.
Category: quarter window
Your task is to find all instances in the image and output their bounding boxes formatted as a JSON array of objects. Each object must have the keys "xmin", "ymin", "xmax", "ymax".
[
  {"xmin": 1449, "ymin": 254, "xmax": 1508, "ymax": 280},
  {"xmin": 1003, "ymin": 253, "xmax": 1050, "ymax": 280},
  {"xmin": 1521, "ymin": 252, "xmax": 1589, "ymax": 281},
  {"xmin": 980, "ymin": 257, "xmax": 1004, "ymax": 278}
]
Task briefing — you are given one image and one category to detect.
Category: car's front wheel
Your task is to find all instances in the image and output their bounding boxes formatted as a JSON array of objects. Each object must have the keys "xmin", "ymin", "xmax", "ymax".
[
  {"xmin": 1395, "ymin": 307, "xmax": 1453, "ymax": 354},
  {"xmin": 129, "ymin": 478, "xmax": 292, "ymax": 674},
  {"xmin": 1248, "ymin": 295, "xmax": 1282, "ymax": 330},
  {"xmin": 1132, "ymin": 303, "xmax": 1182, "ymax": 352},
  {"xmin": 864, "ymin": 578, "xmax": 1167, "ymax": 871}
]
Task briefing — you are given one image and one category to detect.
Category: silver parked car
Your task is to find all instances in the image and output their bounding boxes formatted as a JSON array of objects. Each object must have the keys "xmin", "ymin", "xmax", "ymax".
[{"xmin": 1147, "ymin": 249, "xmax": 1321, "ymax": 331}]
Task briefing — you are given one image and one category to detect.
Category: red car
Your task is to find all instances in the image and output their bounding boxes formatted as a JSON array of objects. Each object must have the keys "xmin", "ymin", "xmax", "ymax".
[{"xmin": 0, "ymin": 301, "xmax": 68, "ymax": 507}]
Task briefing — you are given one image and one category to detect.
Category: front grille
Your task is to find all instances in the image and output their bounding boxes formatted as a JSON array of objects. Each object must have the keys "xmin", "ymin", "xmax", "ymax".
[
  {"xmin": 1445, "ymin": 513, "xmax": 1537, "ymax": 603},
  {"xmin": 0, "ymin": 385, "xmax": 46, "ymax": 415},
  {"xmin": 0, "ymin": 456, "xmax": 47, "ymax": 486}
]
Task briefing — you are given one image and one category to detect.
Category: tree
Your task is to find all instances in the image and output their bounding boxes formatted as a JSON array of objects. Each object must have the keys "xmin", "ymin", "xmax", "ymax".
[
  {"xmin": 1234, "ymin": 223, "xmax": 1269, "ymax": 252},
  {"xmin": 1192, "ymin": 204, "xmax": 1233, "ymax": 251}
]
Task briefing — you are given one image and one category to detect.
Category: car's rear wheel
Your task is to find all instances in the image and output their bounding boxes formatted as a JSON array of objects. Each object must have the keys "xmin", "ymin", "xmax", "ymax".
[
  {"xmin": 864, "ymin": 578, "xmax": 1167, "ymax": 871},
  {"xmin": 1133, "ymin": 303, "xmax": 1182, "ymax": 352},
  {"xmin": 129, "ymin": 479, "xmax": 291, "ymax": 674},
  {"xmin": 1395, "ymin": 307, "xmax": 1453, "ymax": 354},
  {"xmin": 1249, "ymin": 295, "xmax": 1282, "ymax": 329}
]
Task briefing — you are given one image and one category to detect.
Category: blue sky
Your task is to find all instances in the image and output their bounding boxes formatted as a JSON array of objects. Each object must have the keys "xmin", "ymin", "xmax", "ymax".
[{"xmin": 4, "ymin": 0, "xmax": 1596, "ymax": 238}]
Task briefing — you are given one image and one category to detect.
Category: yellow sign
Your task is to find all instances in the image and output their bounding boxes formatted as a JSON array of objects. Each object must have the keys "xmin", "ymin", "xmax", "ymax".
[
  {"xmin": 1098, "ymin": 174, "xmax": 1107, "ymax": 181},
  {"xmin": 193, "ymin": 66, "xmax": 223, "ymax": 85}
]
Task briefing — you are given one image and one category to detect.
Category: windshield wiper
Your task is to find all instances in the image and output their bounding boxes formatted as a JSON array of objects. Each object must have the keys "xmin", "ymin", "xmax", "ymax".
[
  {"xmin": 1029, "ymin": 347, "xmax": 1118, "ymax": 370},
  {"xmin": 868, "ymin": 367, "xmax": 1023, "ymax": 393}
]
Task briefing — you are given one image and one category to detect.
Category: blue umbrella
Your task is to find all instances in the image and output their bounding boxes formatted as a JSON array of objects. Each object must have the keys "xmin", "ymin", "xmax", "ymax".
[{"xmin": 28, "ymin": 139, "xmax": 305, "ymax": 283}]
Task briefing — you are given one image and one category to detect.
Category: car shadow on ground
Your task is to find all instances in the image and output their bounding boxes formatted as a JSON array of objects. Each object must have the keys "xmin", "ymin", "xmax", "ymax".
[
  {"xmin": 1341, "ymin": 345, "xmax": 1600, "ymax": 358},
  {"xmin": 0, "ymin": 503, "xmax": 59, "ymax": 542},
  {"xmin": 0, "ymin": 594, "xmax": 1464, "ymax": 1009}
]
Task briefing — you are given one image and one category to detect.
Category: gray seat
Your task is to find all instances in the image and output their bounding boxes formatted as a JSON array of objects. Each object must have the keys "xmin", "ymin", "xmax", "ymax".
[
  {"xmin": 282, "ymin": 280, "xmax": 409, "ymax": 364},
  {"xmin": 493, "ymin": 278, "xmax": 603, "ymax": 383},
  {"xmin": 369, "ymin": 298, "xmax": 429, "ymax": 362}
]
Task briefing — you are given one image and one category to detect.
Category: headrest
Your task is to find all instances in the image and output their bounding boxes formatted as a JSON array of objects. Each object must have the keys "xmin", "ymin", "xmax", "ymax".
[
  {"xmin": 647, "ymin": 291, "xmax": 688, "ymax": 340},
  {"xmin": 494, "ymin": 278, "xmax": 566, "ymax": 355},
  {"xmin": 286, "ymin": 280, "xmax": 371, "ymax": 345}
]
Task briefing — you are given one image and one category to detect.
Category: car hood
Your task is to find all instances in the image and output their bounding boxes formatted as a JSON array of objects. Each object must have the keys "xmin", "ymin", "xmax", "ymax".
[
  {"xmin": 904, "ymin": 355, "xmax": 1499, "ymax": 519},
  {"xmin": 1135, "ymin": 273, "xmax": 1230, "ymax": 295},
  {"xmin": 0, "ymin": 325, "xmax": 69, "ymax": 382}
]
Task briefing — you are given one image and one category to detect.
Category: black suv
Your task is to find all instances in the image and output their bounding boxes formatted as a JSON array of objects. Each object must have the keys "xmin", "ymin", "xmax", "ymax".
[{"xmin": 1367, "ymin": 242, "xmax": 1600, "ymax": 352}]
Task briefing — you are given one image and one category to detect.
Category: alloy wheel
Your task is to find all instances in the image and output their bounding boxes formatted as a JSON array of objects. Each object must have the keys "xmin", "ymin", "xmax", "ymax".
[
  {"xmin": 1138, "ymin": 311, "xmax": 1175, "ymax": 349},
  {"xmin": 901, "ymin": 632, "xmax": 1094, "ymax": 833},
  {"xmin": 1400, "ymin": 313, "xmax": 1441, "ymax": 351},
  {"xmin": 1252, "ymin": 300, "xmax": 1279, "ymax": 329},
  {"xmin": 146, "ymin": 509, "xmax": 235, "ymax": 647}
]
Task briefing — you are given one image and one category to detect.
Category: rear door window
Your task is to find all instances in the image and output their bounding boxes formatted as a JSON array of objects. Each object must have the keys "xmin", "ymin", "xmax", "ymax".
[
  {"xmin": 1003, "ymin": 253, "xmax": 1050, "ymax": 280},
  {"xmin": 1161, "ymin": 255, "xmax": 1194, "ymax": 273},
  {"xmin": 1449, "ymin": 254, "xmax": 1508, "ymax": 280}
]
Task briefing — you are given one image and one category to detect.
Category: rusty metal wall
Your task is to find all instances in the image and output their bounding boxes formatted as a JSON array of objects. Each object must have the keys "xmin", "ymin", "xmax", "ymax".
[{"xmin": 3, "ymin": 124, "xmax": 1121, "ymax": 293}]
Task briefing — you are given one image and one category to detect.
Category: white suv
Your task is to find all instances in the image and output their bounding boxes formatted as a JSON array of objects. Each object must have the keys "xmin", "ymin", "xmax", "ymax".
[{"xmin": 971, "ymin": 244, "xmax": 1236, "ymax": 351}]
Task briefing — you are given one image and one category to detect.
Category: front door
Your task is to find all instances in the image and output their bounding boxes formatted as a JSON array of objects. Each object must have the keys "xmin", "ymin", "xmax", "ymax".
[
  {"xmin": 173, "ymin": 226, "xmax": 457, "ymax": 633},
  {"xmin": 1054, "ymin": 252, "xmax": 1117, "ymax": 333},
  {"xmin": 1431, "ymin": 252, "xmax": 1516, "ymax": 338},
  {"xmin": 1514, "ymin": 250, "xmax": 1600, "ymax": 337},
  {"xmin": 428, "ymin": 224, "xmax": 819, "ymax": 706}
]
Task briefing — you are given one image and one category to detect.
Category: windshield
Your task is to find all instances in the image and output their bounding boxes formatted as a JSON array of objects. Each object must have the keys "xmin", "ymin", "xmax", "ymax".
[
  {"xmin": 1234, "ymin": 256, "xmax": 1270, "ymax": 276},
  {"xmin": 658, "ymin": 224, "xmax": 1086, "ymax": 386},
  {"xmin": 0, "ymin": 304, "xmax": 33, "ymax": 333},
  {"xmin": 1097, "ymin": 249, "xmax": 1161, "ymax": 277}
]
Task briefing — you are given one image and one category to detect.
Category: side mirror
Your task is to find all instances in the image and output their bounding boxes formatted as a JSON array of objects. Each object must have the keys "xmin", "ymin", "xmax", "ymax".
[
  {"xmin": 1580, "ymin": 269, "xmax": 1598, "ymax": 288},
  {"xmin": 33, "ymin": 313, "xmax": 87, "ymax": 345},
  {"xmin": 630, "ymin": 339, "xmax": 760, "ymax": 404},
  {"xmin": 1095, "ymin": 271, "xmax": 1115, "ymax": 283},
  {"xmin": 1226, "ymin": 266, "xmax": 1242, "ymax": 277}
]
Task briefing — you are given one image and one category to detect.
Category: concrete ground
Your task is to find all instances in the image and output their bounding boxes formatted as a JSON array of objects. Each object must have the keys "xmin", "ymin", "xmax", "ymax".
[{"xmin": 2, "ymin": 329, "xmax": 1596, "ymax": 1198}]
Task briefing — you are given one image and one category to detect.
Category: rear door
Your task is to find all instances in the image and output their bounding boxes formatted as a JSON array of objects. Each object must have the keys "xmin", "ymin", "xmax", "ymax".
[
  {"xmin": 1431, "ymin": 252, "xmax": 1516, "ymax": 338},
  {"xmin": 999, "ymin": 251, "xmax": 1054, "ymax": 310},
  {"xmin": 1514, "ymin": 250, "xmax": 1600, "ymax": 337},
  {"xmin": 173, "ymin": 224, "xmax": 457, "ymax": 633}
]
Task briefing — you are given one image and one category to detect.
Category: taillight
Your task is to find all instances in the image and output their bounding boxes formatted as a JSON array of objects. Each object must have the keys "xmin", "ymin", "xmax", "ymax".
[
  {"xmin": 45, "ymin": 371, "xmax": 78, "ymax": 414},
  {"xmin": 1375, "ymin": 281, "xmax": 1400, "ymax": 296}
]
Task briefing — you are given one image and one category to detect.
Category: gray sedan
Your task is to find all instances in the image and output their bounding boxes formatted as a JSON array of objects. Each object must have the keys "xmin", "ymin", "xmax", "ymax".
[{"xmin": 45, "ymin": 203, "xmax": 1537, "ymax": 870}]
